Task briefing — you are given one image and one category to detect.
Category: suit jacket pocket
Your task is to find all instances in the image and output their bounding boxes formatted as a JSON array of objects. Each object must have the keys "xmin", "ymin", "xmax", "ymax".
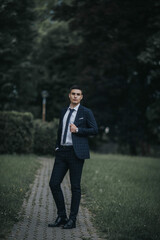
[{"xmin": 76, "ymin": 118, "xmax": 86, "ymax": 127}]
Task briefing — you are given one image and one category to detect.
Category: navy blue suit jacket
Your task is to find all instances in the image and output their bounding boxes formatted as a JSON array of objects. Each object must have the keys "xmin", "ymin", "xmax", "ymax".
[{"xmin": 55, "ymin": 105, "xmax": 98, "ymax": 159}]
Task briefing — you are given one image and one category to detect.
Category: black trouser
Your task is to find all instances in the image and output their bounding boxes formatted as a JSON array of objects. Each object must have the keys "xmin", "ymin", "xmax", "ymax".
[{"xmin": 49, "ymin": 146, "xmax": 84, "ymax": 221}]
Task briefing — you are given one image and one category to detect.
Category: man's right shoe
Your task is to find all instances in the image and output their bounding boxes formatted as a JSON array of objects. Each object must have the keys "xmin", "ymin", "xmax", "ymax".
[{"xmin": 48, "ymin": 216, "xmax": 68, "ymax": 227}]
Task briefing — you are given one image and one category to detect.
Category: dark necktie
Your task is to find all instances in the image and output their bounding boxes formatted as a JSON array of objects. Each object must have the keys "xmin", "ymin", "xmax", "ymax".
[{"xmin": 62, "ymin": 108, "xmax": 75, "ymax": 144}]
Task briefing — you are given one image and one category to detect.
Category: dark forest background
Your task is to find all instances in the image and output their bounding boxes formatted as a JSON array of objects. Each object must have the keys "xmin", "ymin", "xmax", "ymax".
[{"xmin": 0, "ymin": 0, "xmax": 160, "ymax": 155}]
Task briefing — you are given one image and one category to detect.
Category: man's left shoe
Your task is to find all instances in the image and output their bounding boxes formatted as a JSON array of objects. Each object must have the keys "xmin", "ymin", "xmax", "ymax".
[
  {"xmin": 48, "ymin": 216, "xmax": 68, "ymax": 227},
  {"xmin": 62, "ymin": 219, "xmax": 76, "ymax": 229}
]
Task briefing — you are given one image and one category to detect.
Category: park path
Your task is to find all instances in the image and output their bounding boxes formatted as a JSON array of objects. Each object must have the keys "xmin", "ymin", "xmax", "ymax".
[{"xmin": 8, "ymin": 157, "xmax": 104, "ymax": 240}]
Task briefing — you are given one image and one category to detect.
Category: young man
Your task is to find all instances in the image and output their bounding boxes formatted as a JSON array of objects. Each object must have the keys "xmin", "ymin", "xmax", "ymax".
[{"xmin": 49, "ymin": 85, "xmax": 98, "ymax": 229}]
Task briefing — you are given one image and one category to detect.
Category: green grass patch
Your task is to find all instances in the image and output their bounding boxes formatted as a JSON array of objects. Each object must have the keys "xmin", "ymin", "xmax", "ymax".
[
  {"xmin": 82, "ymin": 153, "xmax": 160, "ymax": 240},
  {"xmin": 0, "ymin": 154, "xmax": 40, "ymax": 239}
]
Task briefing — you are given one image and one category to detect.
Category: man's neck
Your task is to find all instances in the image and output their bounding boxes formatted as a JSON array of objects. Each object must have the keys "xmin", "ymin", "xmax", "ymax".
[{"xmin": 70, "ymin": 103, "xmax": 80, "ymax": 109}]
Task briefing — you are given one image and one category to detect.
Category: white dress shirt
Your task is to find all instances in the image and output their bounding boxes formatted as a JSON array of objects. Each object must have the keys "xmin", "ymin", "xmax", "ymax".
[{"xmin": 60, "ymin": 104, "xmax": 80, "ymax": 146}]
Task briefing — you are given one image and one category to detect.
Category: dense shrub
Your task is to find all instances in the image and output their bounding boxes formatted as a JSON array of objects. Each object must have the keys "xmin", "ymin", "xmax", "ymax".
[
  {"xmin": 33, "ymin": 119, "xmax": 59, "ymax": 155},
  {"xmin": 0, "ymin": 111, "xmax": 34, "ymax": 153}
]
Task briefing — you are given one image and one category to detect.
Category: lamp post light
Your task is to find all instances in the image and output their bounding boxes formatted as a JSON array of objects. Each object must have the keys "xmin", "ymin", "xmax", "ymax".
[
  {"xmin": 105, "ymin": 127, "xmax": 110, "ymax": 134},
  {"xmin": 41, "ymin": 90, "xmax": 48, "ymax": 121}
]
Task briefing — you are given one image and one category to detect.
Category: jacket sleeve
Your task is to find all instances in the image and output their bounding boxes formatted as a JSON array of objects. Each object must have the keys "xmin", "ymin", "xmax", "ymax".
[{"xmin": 76, "ymin": 109, "xmax": 98, "ymax": 136}]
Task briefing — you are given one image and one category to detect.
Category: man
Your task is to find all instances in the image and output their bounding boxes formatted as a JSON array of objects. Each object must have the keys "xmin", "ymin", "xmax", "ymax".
[{"xmin": 49, "ymin": 85, "xmax": 98, "ymax": 229}]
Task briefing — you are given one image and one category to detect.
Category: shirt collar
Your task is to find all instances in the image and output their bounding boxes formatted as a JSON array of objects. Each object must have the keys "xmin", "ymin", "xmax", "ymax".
[{"xmin": 69, "ymin": 103, "xmax": 80, "ymax": 112}]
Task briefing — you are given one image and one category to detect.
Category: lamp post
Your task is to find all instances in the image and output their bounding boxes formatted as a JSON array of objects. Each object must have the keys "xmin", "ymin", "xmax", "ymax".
[{"xmin": 41, "ymin": 90, "xmax": 48, "ymax": 121}]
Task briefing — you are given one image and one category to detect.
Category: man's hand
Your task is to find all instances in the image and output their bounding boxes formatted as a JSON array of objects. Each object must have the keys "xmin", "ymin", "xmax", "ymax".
[{"xmin": 70, "ymin": 123, "xmax": 77, "ymax": 133}]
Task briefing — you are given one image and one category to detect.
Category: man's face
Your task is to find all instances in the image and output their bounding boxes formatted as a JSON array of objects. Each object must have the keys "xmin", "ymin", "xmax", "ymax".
[{"xmin": 69, "ymin": 89, "xmax": 83, "ymax": 105}]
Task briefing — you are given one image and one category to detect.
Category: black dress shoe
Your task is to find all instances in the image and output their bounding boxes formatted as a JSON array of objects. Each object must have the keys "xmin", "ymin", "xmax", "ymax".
[
  {"xmin": 62, "ymin": 219, "xmax": 76, "ymax": 229},
  {"xmin": 48, "ymin": 216, "xmax": 68, "ymax": 227}
]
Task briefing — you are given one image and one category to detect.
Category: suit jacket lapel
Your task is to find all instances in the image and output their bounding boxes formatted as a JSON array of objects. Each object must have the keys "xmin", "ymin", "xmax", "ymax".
[
  {"xmin": 74, "ymin": 105, "xmax": 83, "ymax": 125},
  {"xmin": 60, "ymin": 105, "xmax": 83, "ymax": 127},
  {"xmin": 60, "ymin": 107, "xmax": 68, "ymax": 128},
  {"xmin": 62, "ymin": 107, "xmax": 68, "ymax": 118}
]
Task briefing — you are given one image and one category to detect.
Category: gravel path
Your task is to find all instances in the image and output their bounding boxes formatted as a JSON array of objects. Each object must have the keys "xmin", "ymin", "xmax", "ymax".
[{"xmin": 8, "ymin": 157, "xmax": 104, "ymax": 240}]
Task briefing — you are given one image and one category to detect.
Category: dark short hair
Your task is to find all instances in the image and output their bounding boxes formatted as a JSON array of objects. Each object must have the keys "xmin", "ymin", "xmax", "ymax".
[{"xmin": 69, "ymin": 85, "xmax": 83, "ymax": 94}]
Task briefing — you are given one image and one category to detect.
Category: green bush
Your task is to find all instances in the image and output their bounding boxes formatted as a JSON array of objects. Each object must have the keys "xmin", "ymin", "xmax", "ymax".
[
  {"xmin": 33, "ymin": 119, "xmax": 59, "ymax": 155},
  {"xmin": 0, "ymin": 111, "xmax": 34, "ymax": 153}
]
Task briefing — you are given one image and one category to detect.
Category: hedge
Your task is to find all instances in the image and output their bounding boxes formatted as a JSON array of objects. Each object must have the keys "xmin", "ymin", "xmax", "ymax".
[
  {"xmin": 33, "ymin": 118, "xmax": 59, "ymax": 155},
  {"xmin": 0, "ymin": 111, "xmax": 34, "ymax": 153},
  {"xmin": 0, "ymin": 111, "xmax": 59, "ymax": 155}
]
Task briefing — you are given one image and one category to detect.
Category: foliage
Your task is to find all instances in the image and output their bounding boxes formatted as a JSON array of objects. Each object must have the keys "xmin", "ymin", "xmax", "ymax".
[
  {"xmin": 138, "ymin": 28, "xmax": 160, "ymax": 143},
  {"xmin": 0, "ymin": 111, "xmax": 34, "ymax": 154},
  {"xmin": 33, "ymin": 118, "xmax": 59, "ymax": 155},
  {"xmin": 0, "ymin": 110, "xmax": 59, "ymax": 155},
  {"xmin": 0, "ymin": 0, "xmax": 37, "ymax": 112},
  {"xmin": 32, "ymin": 0, "xmax": 83, "ymax": 119},
  {"xmin": 50, "ymin": 0, "xmax": 160, "ymax": 154},
  {"xmin": 82, "ymin": 153, "xmax": 160, "ymax": 240},
  {"xmin": 0, "ymin": 0, "xmax": 159, "ymax": 154}
]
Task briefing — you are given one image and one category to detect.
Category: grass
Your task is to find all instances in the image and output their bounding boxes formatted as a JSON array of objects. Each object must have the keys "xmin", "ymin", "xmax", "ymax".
[
  {"xmin": 0, "ymin": 154, "xmax": 40, "ymax": 239},
  {"xmin": 81, "ymin": 153, "xmax": 160, "ymax": 240}
]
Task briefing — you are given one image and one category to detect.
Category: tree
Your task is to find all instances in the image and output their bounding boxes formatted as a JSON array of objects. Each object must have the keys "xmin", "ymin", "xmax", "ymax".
[
  {"xmin": 0, "ymin": 0, "xmax": 36, "ymax": 112},
  {"xmin": 32, "ymin": 0, "xmax": 82, "ymax": 120},
  {"xmin": 138, "ymin": 13, "xmax": 160, "ymax": 145},
  {"xmin": 51, "ymin": 0, "xmax": 160, "ymax": 154}
]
